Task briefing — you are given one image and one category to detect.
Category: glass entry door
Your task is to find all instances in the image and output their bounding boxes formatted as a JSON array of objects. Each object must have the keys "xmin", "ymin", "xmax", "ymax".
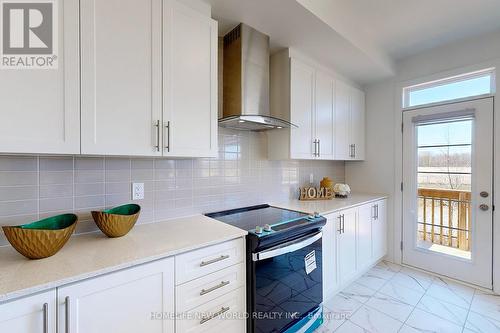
[{"xmin": 402, "ymin": 98, "xmax": 493, "ymax": 289}]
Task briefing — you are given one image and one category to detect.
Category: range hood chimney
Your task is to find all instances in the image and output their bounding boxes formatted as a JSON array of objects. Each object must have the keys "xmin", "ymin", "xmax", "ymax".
[{"xmin": 219, "ymin": 24, "xmax": 296, "ymax": 131}]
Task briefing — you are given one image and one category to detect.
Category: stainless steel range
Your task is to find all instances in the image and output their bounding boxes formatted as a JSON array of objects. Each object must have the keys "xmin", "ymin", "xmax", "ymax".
[{"xmin": 206, "ymin": 204, "xmax": 325, "ymax": 333}]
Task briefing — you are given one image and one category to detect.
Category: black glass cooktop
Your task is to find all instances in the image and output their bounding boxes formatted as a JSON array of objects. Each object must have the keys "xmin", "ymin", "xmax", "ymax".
[{"xmin": 206, "ymin": 204, "xmax": 309, "ymax": 232}]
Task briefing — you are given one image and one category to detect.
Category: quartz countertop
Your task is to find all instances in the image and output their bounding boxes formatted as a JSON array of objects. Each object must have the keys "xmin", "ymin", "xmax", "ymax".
[
  {"xmin": 271, "ymin": 193, "xmax": 388, "ymax": 216},
  {"xmin": 0, "ymin": 215, "xmax": 247, "ymax": 303}
]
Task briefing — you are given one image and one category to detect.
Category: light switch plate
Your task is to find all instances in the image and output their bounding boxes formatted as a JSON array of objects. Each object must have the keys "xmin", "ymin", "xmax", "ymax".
[{"xmin": 132, "ymin": 183, "xmax": 145, "ymax": 200}]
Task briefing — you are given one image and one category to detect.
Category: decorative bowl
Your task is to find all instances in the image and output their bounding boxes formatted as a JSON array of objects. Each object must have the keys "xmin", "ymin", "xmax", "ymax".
[
  {"xmin": 2, "ymin": 214, "xmax": 78, "ymax": 259},
  {"xmin": 92, "ymin": 204, "xmax": 141, "ymax": 238}
]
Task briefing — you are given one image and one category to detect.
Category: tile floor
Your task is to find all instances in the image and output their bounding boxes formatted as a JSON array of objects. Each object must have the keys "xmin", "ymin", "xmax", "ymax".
[{"xmin": 315, "ymin": 261, "xmax": 500, "ymax": 333}]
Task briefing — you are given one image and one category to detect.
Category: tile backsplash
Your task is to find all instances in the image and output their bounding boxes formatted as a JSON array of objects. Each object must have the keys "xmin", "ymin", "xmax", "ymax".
[{"xmin": 0, "ymin": 129, "xmax": 344, "ymax": 246}]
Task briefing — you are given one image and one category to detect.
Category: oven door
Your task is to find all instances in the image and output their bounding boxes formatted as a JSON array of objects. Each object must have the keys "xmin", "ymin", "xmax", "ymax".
[{"xmin": 251, "ymin": 231, "xmax": 323, "ymax": 333}]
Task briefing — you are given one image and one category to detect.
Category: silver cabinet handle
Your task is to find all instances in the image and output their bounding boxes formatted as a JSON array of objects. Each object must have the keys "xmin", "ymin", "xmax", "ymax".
[
  {"xmin": 317, "ymin": 139, "xmax": 321, "ymax": 157},
  {"xmin": 200, "ymin": 254, "xmax": 230, "ymax": 267},
  {"xmin": 200, "ymin": 280, "xmax": 230, "ymax": 296},
  {"xmin": 164, "ymin": 121, "xmax": 170, "ymax": 152},
  {"xmin": 353, "ymin": 144, "xmax": 356, "ymax": 158},
  {"xmin": 200, "ymin": 306, "xmax": 230, "ymax": 325},
  {"xmin": 349, "ymin": 144, "xmax": 353, "ymax": 158},
  {"xmin": 313, "ymin": 140, "xmax": 318, "ymax": 157},
  {"xmin": 341, "ymin": 214, "xmax": 345, "ymax": 233},
  {"xmin": 154, "ymin": 120, "xmax": 160, "ymax": 151},
  {"xmin": 337, "ymin": 215, "xmax": 342, "ymax": 234},
  {"xmin": 43, "ymin": 303, "xmax": 48, "ymax": 333},
  {"xmin": 376, "ymin": 204, "xmax": 379, "ymax": 219},
  {"xmin": 65, "ymin": 296, "xmax": 70, "ymax": 333}
]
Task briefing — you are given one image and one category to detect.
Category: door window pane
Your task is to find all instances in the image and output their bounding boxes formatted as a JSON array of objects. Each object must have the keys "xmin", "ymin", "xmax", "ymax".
[
  {"xmin": 403, "ymin": 69, "xmax": 494, "ymax": 108},
  {"xmin": 416, "ymin": 119, "xmax": 473, "ymax": 259}
]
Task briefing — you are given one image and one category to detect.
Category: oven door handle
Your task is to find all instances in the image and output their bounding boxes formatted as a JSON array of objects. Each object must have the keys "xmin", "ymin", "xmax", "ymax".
[{"xmin": 252, "ymin": 232, "xmax": 322, "ymax": 261}]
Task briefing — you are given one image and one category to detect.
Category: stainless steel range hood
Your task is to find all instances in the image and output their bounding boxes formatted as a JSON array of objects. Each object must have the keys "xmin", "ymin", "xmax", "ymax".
[{"xmin": 220, "ymin": 24, "xmax": 297, "ymax": 131}]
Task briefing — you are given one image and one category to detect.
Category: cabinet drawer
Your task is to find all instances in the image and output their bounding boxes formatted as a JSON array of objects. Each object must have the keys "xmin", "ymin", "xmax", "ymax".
[
  {"xmin": 176, "ymin": 287, "xmax": 245, "ymax": 333},
  {"xmin": 175, "ymin": 238, "xmax": 244, "ymax": 284},
  {"xmin": 176, "ymin": 263, "xmax": 245, "ymax": 312}
]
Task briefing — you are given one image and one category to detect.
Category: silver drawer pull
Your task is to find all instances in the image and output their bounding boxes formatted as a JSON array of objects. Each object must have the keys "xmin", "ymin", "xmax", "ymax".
[
  {"xmin": 200, "ymin": 255, "xmax": 230, "ymax": 267},
  {"xmin": 200, "ymin": 281, "xmax": 230, "ymax": 296},
  {"xmin": 43, "ymin": 303, "xmax": 48, "ymax": 333},
  {"xmin": 199, "ymin": 306, "xmax": 230, "ymax": 325}
]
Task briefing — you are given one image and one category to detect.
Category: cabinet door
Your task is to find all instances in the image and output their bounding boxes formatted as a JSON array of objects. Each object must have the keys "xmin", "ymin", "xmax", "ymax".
[
  {"xmin": 80, "ymin": 0, "xmax": 162, "ymax": 156},
  {"xmin": 58, "ymin": 257, "xmax": 174, "ymax": 333},
  {"xmin": 337, "ymin": 208, "xmax": 357, "ymax": 283},
  {"xmin": 350, "ymin": 87, "xmax": 365, "ymax": 160},
  {"xmin": 334, "ymin": 80, "xmax": 351, "ymax": 160},
  {"xmin": 322, "ymin": 214, "xmax": 338, "ymax": 299},
  {"xmin": 373, "ymin": 199, "xmax": 387, "ymax": 260},
  {"xmin": 163, "ymin": 0, "xmax": 218, "ymax": 157},
  {"xmin": 0, "ymin": 0, "xmax": 79, "ymax": 154},
  {"xmin": 290, "ymin": 58, "xmax": 315, "ymax": 159},
  {"xmin": 315, "ymin": 72, "xmax": 334, "ymax": 160},
  {"xmin": 0, "ymin": 290, "xmax": 56, "ymax": 333},
  {"xmin": 357, "ymin": 204, "xmax": 373, "ymax": 269}
]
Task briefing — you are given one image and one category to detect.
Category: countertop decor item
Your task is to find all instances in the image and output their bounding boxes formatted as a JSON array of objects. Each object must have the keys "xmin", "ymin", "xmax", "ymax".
[
  {"xmin": 299, "ymin": 186, "xmax": 334, "ymax": 200},
  {"xmin": 2, "ymin": 214, "xmax": 78, "ymax": 259},
  {"xmin": 333, "ymin": 184, "xmax": 351, "ymax": 198},
  {"xmin": 320, "ymin": 177, "xmax": 334, "ymax": 189},
  {"xmin": 92, "ymin": 204, "xmax": 141, "ymax": 238}
]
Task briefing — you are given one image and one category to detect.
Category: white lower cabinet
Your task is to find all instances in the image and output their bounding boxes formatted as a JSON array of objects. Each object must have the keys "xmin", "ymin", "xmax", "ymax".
[
  {"xmin": 322, "ymin": 199, "xmax": 387, "ymax": 298},
  {"xmin": 336, "ymin": 208, "xmax": 357, "ymax": 284},
  {"xmin": 0, "ymin": 290, "xmax": 56, "ymax": 333},
  {"xmin": 58, "ymin": 257, "xmax": 175, "ymax": 333}
]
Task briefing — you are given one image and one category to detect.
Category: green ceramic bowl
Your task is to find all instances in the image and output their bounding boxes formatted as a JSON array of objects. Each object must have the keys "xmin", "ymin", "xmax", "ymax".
[
  {"xmin": 3, "ymin": 214, "xmax": 78, "ymax": 259},
  {"xmin": 92, "ymin": 204, "xmax": 141, "ymax": 238}
]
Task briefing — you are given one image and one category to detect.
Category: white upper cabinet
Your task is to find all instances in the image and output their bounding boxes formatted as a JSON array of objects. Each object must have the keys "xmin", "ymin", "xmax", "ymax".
[
  {"xmin": 80, "ymin": 0, "xmax": 162, "ymax": 156},
  {"xmin": 0, "ymin": 0, "xmax": 80, "ymax": 154},
  {"xmin": 334, "ymin": 81, "xmax": 365, "ymax": 160},
  {"xmin": 289, "ymin": 58, "xmax": 315, "ymax": 159},
  {"xmin": 163, "ymin": 0, "xmax": 218, "ymax": 157},
  {"xmin": 350, "ymin": 87, "xmax": 366, "ymax": 160},
  {"xmin": 268, "ymin": 50, "xmax": 364, "ymax": 161},
  {"xmin": 314, "ymin": 72, "xmax": 335, "ymax": 160}
]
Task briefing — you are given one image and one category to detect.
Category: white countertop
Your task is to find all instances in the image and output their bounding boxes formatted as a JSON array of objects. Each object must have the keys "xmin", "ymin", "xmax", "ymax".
[
  {"xmin": 271, "ymin": 193, "xmax": 388, "ymax": 215},
  {"xmin": 0, "ymin": 215, "xmax": 247, "ymax": 303}
]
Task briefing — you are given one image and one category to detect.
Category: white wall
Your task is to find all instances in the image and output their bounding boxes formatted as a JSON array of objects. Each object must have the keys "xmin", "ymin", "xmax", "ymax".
[{"xmin": 346, "ymin": 29, "xmax": 500, "ymax": 290}]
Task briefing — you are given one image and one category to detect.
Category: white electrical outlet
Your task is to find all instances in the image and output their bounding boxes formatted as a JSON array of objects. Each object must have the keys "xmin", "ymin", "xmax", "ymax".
[
  {"xmin": 132, "ymin": 183, "xmax": 145, "ymax": 200},
  {"xmin": 309, "ymin": 173, "xmax": 314, "ymax": 184}
]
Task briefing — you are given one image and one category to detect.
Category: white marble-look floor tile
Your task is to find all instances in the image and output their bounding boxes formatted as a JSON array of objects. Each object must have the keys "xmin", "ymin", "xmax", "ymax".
[
  {"xmin": 334, "ymin": 320, "xmax": 369, "ymax": 333},
  {"xmin": 470, "ymin": 290, "xmax": 500, "ymax": 322},
  {"xmin": 425, "ymin": 281, "xmax": 474, "ymax": 309},
  {"xmin": 390, "ymin": 268, "xmax": 433, "ymax": 293},
  {"xmin": 367, "ymin": 266, "xmax": 397, "ymax": 280},
  {"xmin": 348, "ymin": 305, "xmax": 403, "ymax": 333},
  {"xmin": 365, "ymin": 292, "xmax": 414, "ymax": 322},
  {"xmin": 339, "ymin": 282, "xmax": 377, "ymax": 304},
  {"xmin": 399, "ymin": 325, "xmax": 421, "ymax": 333},
  {"xmin": 405, "ymin": 308, "xmax": 463, "ymax": 333},
  {"xmin": 376, "ymin": 261, "xmax": 402, "ymax": 273},
  {"xmin": 315, "ymin": 306, "xmax": 345, "ymax": 332},
  {"xmin": 321, "ymin": 293, "xmax": 363, "ymax": 331},
  {"xmin": 356, "ymin": 273, "xmax": 388, "ymax": 291},
  {"xmin": 378, "ymin": 280, "xmax": 424, "ymax": 306},
  {"xmin": 416, "ymin": 294, "xmax": 469, "ymax": 326},
  {"xmin": 465, "ymin": 311, "xmax": 500, "ymax": 333}
]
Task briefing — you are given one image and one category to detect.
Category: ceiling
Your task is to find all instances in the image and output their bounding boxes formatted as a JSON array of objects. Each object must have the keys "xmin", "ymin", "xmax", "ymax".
[{"xmin": 207, "ymin": 0, "xmax": 500, "ymax": 85}]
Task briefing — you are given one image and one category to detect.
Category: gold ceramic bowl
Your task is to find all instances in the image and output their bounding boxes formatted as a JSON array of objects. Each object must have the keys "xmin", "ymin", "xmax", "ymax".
[
  {"xmin": 92, "ymin": 204, "xmax": 141, "ymax": 238},
  {"xmin": 2, "ymin": 214, "xmax": 78, "ymax": 259}
]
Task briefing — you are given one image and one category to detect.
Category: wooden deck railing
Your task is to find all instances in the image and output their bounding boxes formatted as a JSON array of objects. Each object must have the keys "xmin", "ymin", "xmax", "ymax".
[{"xmin": 418, "ymin": 188, "xmax": 471, "ymax": 251}]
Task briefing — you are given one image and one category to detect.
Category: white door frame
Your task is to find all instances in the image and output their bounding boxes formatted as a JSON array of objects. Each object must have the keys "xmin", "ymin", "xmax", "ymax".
[
  {"xmin": 392, "ymin": 61, "xmax": 499, "ymax": 292},
  {"xmin": 401, "ymin": 98, "xmax": 493, "ymax": 289}
]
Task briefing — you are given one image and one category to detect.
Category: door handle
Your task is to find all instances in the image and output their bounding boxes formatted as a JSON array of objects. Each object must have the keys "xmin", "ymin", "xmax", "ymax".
[
  {"xmin": 43, "ymin": 303, "xmax": 48, "ymax": 333},
  {"xmin": 164, "ymin": 121, "xmax": 170, "ymax": 152},
  {"xmin": 479, "ymin": 204, "xmax": 489, "ymax": 211},
  {"xmin": 65, "ymin": 296, "xmax": 70, "ymax": 333},
  {"xmin": 154, "ymin": 120, "xmax": 160, "ymax": 151}
]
